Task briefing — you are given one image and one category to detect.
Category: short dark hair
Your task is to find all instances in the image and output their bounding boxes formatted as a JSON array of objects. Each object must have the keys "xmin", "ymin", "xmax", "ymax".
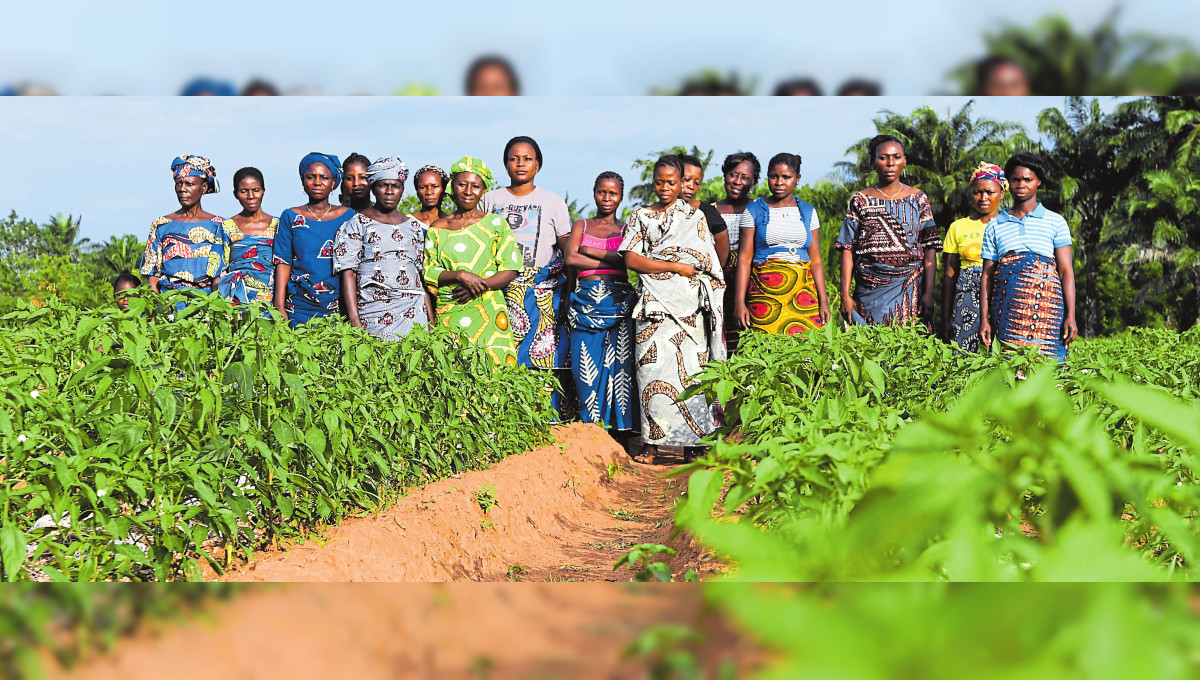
[
  {"xmin": 241, "ymin": 79, "xmax": 280, "ymax": 96},
  {"xmin": 837, "ymin": 79, "xmax": 882, "ymax": 96},
  {"xmin": 868, "ymin": 134, "xmax": 904, "ymax": 159},
  {"xmin": 113, "ymin": 273, "xmax": 141, "ymax": 288},
  {"xmin": 767, "ymin": 153, "xmax": 802, "ymax": 175},
  {"xmin": 722, "ymin": 152, "xmax": 761, "ymax": 185},
  {"xmin": 653, "ymin": 155, "xmax": 685, "ymax": 175},
  {"xmin": 466, "ymin": 56, "xmax": 520, "ymax": 95},
  {"xmin": 678, "ymin": 153, "xmax": 704, "ymax": 171},
  {"xmin": 773, "ymin": 78, "xmax": 822, "ymax": 96},
  {"xmin": 343, "ymin": 153, "xmax": 370, "ymax": 172},
  {"xmin": 503, "ymin": 136, "xmax": 543, "ymax": 167},
  {"xmin": 1004, "ymin": 152, "xmax": 1048, "ymax": 183},
  {"xmin": 232, "ymin": 167, "xmax": 265, "ymax": 190},
  {"xmin": 679, "ymin": 80, "xmax": 740, "ymax": 96},
  {"xmin": 594, "ymin": 171, "xmax": 624, "ymax": 193}
]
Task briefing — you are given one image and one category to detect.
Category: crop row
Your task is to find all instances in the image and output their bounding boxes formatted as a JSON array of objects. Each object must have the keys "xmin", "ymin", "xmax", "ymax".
[
  {"xmin": 680, "ymin": 324, "xmax": 1200, "ymax": 580},
  {"xmin": 0, "ymin": 292, "xmax": 555, "ymax": 582}
]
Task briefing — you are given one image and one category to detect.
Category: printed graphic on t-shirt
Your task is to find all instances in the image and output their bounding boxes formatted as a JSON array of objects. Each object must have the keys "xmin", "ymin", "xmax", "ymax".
[{"xmin": 498, "ymin": 204, "xmax": 540, "ymax": 265}]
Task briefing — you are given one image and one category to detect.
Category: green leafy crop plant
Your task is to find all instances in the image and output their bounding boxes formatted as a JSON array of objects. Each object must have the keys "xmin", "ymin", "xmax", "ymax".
[
  {"xmin": 0, "ymin": 291, "xmax": 555, "ymax": 582},
  {"xmin": 677, "ymin": 323, "xmax": 1200, "ymax": 581}
]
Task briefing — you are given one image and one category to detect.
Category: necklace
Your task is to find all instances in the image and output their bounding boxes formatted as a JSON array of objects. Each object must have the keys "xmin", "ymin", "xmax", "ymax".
[
  {"xmin": 874, "ymin": 182, "xmax": 904, "ymax": 199},
  {"xmin": 307, "ymin": 202, "xmax": 333, "ymax": 221}
]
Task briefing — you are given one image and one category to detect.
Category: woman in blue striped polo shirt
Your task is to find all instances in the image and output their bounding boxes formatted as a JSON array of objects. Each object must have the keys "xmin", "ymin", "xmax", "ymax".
[{"xmin": 979, "ymin": 152, "xmax": 1078, "ymax": 360}]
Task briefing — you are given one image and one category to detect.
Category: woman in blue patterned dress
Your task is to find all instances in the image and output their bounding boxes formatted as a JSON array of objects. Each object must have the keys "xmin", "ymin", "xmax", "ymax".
[
  {"xmin": 272, "ymin": 152, "xmax": 356, "ymax": 327},
  {"xmin": 139, "ymin": 155, "xmax": 226, "ymax": 309},
  {"xmin": 217, "ymin": 167, "xmax": 277, "ymax": 305}
]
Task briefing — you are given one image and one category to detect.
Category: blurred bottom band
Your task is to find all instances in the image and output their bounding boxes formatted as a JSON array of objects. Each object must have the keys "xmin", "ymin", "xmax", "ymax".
[{"xmin": 19, "ymin": 582, "xmax": 1200, "ymax": 680}]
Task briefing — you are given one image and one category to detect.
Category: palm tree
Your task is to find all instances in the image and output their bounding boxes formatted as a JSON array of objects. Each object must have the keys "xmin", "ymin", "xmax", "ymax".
[
  {"xmin": 1038, "ymin": 97, "xmax": 1146, "ymax": 337},
  {"xmin": 87, "ymin": 234, "xmax": 144, "ymax": 281},
  {"xmin": 946, "ymin": 11, "xmax": 1200, "ymax": 95}
]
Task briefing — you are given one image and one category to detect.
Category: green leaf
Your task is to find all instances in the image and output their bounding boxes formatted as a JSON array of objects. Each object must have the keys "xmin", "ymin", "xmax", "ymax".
[{"xmin": 0, "ymin": 523, "xmax": 27, "ymax": 581}]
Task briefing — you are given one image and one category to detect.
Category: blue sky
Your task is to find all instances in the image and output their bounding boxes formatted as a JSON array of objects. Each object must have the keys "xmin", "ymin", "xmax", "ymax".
[
  {"xmin": 0, "ymin": 96, "xmax": 1132, "ymax": 243},
  {"xmin": 2, "ymin": 2, "xmax": 1195, "ymax": 94}
]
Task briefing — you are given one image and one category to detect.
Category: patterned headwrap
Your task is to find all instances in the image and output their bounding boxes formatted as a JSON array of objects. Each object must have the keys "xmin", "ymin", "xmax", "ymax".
[
  {"xmin": 366, "ymin": 156, "xmax": 409, "ymax": 185},
  {"xmin": 970, "ymin": 162, "xmax": 1008, "ymax": 191},
  {"xmin": 412, "ymin": 163, "xmax": 451, "ymax": 189},
  {"xmin": 446, "ymin": 155, "xmax": 494, "ymax": 195},
  {"xmin": 171, "ymin": 155, "xmax": 219, "ymax": 194},
  {"xmin": 299, "ymin": 152, "xmax": 344, "ymax": 190}
]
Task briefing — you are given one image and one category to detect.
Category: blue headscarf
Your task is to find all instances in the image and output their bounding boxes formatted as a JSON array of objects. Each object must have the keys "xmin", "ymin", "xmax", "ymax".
[
  {"xmin": 180, "ymin": 77, "xmax": 236, "ymax": 96},
  {"xmin": 299, "ymin": 152, "xmax": 343, "ymax": 190}
]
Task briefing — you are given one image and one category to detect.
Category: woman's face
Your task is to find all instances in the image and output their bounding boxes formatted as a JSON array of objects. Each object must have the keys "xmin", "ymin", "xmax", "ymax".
[
  {"xmin": 302, "ymin": 162, "xmax": 334, "ymax": 202},
  {"xmin": 873, "ymin": 142, "xmax": 906, "ymax": 183},
  {"xmin": 653, "ymin": 166, "xmax": 682, "ymax": 204},
  {"xmin": 470, "ymin": 64, "xmax": 516, "ymax": 96},
  {"xmin": 505, "ymin": 142, "xmax": 539, "ymax": 184},
  {"xmin": 452, "ymin": 172, "xmax": 485, "ymax": 211},
  {"xmin": 767, "ymin": 163, "xmax": 799, "ymax": 199},
  {"xmin": 235, "ymin": 176, "xmax": 264, "ymax": 214},
  {"xmin": 680, "ymin": 164, "xmax": 703, "ymax": 201},
  {"xmin": 371, "ymin": 179, "xmax": 404, "ymax": 212},
  {"xmin": 1007, "ymin": 165, "xmax": 1040, "ymax": 201},
  {"xmin": 594, "ymin": 178, "xmax": 622, "ymax": 216},
  {"xmin": 971, "ymin": 178, "xmax": 1004, "ymax": 215},
  {"xmin": 174, "ymin": 175, "xmax": 207, "ymax": 208},
  {"xmin": 416, "ymin": 171, "xmax": 445, "ymax": 209},
  {"xmin": 724, "ymin": 161, "xmax": 754, "ymax": 201},
  {"xmin": 343, "ymin": 162, "xmax": 370, "ymax": 203}
]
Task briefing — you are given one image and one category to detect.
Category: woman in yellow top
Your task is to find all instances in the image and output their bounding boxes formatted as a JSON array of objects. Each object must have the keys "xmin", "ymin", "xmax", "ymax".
[
  {"xmin": 942, "ymin": 162, "xmax": 1007, "ymax": 351},
  {"xmin": 423, "ymin": 155, "xmax": 524, "ymax": 365}
]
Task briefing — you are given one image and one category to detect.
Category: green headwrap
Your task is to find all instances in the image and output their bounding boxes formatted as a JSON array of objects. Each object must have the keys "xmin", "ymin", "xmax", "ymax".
[{"xmin": 446, "ymin": 155, "xmax": 494, "ymax": 195}]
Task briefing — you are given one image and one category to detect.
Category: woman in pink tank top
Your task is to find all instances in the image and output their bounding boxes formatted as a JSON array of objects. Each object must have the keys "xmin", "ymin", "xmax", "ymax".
[{"xmin": 564, "ymin": 172, "xmax": 638, "ymax": 449}]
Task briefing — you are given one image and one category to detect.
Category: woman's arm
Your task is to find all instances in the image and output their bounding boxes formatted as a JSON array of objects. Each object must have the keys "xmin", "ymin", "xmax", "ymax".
[
  {"xmin": 733, "ymin": 224, "xmax": 755, "ymax": 329},
  {"xmin": 839, "ymin": 249, "xmax": 855, "ymax": 324},
  {"xmin": 564, "ymin": 220, "xmax": 603, "ymax": 270},
  {"xmin": 942, "ymin": 253, "xmax": 960, "ymax": 340},
  {"xmin": 272, "ymin": 263, "xmax": 290, "ymax": 320},
  {"xmin": 1055, "ymin": 245, "xmax": 1078, "ymax": 345},
  {"xmin": 579, "ymin": 245, "xmax": 624, "ymax": 265},
  {"xmin": 807, "ymin": 231, "xmax": 830, "ymax": 326},
  {"xmin": 624, "ymin": 252, "xmax": 695, "ymax": 277},
  {"xmin": 341, "ymin": 270, "xmax": 361, "ymax": 327},
  {"xmin": 919, "ymin": 248, "xmax": 937, "ymax": 317},
  {"xmin": 424, "ymin": 290, "xmax": 436, "ymax": 327},
  {"xmin": 713, "ymin": 230, "xmax": 730, "ymax": 270},
  {"xmin": 979, "ymin": 259, "xmax": 996, "ymax": 348}
]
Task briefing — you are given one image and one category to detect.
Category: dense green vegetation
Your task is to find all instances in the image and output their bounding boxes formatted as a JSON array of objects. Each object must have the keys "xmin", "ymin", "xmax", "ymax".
[
  {"xmin": 0, "ymin": 292, "xmax": 554, "ymax": 582},
  {"xmin": 677, "ymin": 324, "xmax": 1200, "ymax": 581}
]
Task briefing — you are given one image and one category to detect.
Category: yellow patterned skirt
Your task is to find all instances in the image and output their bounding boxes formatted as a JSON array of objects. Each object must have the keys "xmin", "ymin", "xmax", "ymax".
[{"xmin": 746, "ymin": 260, "xmax": 823, "ymax": 335}]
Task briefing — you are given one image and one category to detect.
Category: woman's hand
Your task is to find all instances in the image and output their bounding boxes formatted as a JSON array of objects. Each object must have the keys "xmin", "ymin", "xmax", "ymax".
[
  {"xmin": 817, "ymin": 302, "xmax": 831, "ymax": 327},
  {"xmin": 840, "ymin": 293, "xmax": 856, "ymax": 324},
  {"xmin": 979, "ymin": 320, "xmax": 992, "ymax": 349},
  {"xmin": 734, "ymin": 301, "xmax": 752, "ymax": 330},
  {"xmin": 452, "ymin": 271, "xmax": 489, "ymax": 302},
  {"xmin": 674, "ymin": 262, "xmax": 698, "ymax": 277},
  {"xmin": 919, "ymin": 291, "xmax": 935, "ymax": 318},
  {"xmin": 1062, "ymin": 315, "xmax": 1078, "ymax": 345}
]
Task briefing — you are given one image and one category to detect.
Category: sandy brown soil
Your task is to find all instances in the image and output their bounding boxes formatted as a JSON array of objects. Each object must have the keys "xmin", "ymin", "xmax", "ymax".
[
  {"xmin": 218, "ymin": 423, "xmax": 718, "ymax": 583},
  {"xmin": 55, "ymin": 583, "xmax": 764, "ymax": 680}
]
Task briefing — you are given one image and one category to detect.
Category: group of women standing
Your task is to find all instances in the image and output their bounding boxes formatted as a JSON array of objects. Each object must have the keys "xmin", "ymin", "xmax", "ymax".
[{"xmin": 140, "ymin": 136, "xmax": 1078, "ymax": 463}]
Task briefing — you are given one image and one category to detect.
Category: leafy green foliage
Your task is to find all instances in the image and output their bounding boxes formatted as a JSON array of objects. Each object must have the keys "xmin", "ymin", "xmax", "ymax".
[
  {"xmin": 710, "ymin": 583, "xmax": 1200, "ymax": 679},
  {"xmin": 0, "ymin": 292, "xmax": 554, "ymax": 581},
  {"xmin": 678, "ymin": 324, "xmax": 1200, "ymax": 581},
  {"xmin": 474, "ymin": 485, "xmax": 499, "ymax": 514}
]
